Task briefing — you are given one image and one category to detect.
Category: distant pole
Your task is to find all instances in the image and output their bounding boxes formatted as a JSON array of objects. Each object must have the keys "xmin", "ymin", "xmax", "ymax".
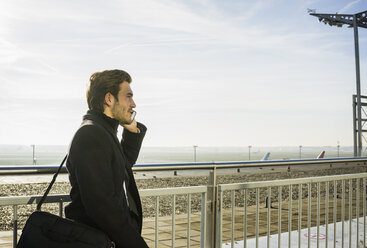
[
  {"xmin": 193, "ymin": 145, "xmax": 198, "ymax": 162},
  {"xmin": 30, "ymin": 144, "xmax": 36, "ymax": 165},
  {"xmin": 337, "ymin": 141, "xmax": 340, "ymax": 157},
  {"xmin": 248, "ymin": 145, "xmax": 252, "ymax": 160},
  {"xmin": 299, "ymin": 145, "xmax": 302, "ymax": 159}
]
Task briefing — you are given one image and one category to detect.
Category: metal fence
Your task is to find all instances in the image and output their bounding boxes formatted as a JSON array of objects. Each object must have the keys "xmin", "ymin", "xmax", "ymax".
[
  {"xmin": 0, "ymin": 194, "xmax": 70, "ymax": 247},
  {"xmin": 216, "ymin": 172, "xmax": 367, "ymax": 248},
  {"xmin": 139, "ymin": 186, "xmax": 208, "ymax": 248},
  {"xmin": 2, "ymin": 172, "xmax": 367, "ymax": 248},
  {"xmin": 0, "ymin": 186, "xmax": 208, "ymax": 248}
]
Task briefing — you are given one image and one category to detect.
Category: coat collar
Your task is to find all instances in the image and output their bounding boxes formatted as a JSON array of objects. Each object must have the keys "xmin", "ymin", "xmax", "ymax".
[{"xmin": 83, "ymin": 110, "xmax": 119, "ymax": 135}]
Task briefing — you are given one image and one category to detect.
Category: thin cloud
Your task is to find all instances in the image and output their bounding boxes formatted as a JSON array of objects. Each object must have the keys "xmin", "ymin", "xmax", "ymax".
[
  {"xmin": 233, "ymin": 0, "xmax": 276, "ymax": 22},
  {"xmin": 338, "ymin": 0, "xmax": 361, "ymax": 13},
  {"xmin": 0, "ymin": 39, "xmax": 25, "ymax": 64},
  {"xmin": 104, "ymin": 36, "xmax": 214, "ymax": 53}
]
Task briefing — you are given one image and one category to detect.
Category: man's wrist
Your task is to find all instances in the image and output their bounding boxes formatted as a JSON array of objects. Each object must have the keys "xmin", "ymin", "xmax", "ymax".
[{"xmin": 127, "ymin": 127, "xmax": 140, "ymax": 133}]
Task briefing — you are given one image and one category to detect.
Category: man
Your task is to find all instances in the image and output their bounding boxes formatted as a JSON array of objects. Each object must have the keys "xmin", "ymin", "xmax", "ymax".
[{"xmin": 65, "ymin": 69, "xmax": 149, "ymax": 247}]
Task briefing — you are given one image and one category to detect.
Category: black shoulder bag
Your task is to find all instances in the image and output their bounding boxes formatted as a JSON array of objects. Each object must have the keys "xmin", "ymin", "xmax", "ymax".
[{"xmin": 17, "ymin": 155, "xmax": 116, "ymax": 248}]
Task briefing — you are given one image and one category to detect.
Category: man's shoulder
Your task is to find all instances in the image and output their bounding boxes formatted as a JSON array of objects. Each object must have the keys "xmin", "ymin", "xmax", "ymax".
[
  {"xmin": 72, "ymin": 120, "xmax": 109, "ymax": 142},
  {"xmin": 77, "ymin": 120, "xmax": 104, "ymax": 132}
]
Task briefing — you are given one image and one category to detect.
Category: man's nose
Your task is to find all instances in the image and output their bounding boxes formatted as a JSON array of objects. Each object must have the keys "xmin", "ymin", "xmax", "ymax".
[{"xmin": 131, "ymin": 98, "xmax": 136, "ymax": 108}]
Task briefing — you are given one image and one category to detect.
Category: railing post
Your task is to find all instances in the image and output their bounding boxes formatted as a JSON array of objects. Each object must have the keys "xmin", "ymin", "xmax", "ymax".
[
  {"xmin": 59, "ymin": 201, "xmax": 63, "ymax": 217},
  {"xmin": 205, "ymin": 168, "xmax": 217, "ymax": 248},
  {"xmin": 13, "ymin": 205, "xmax": 17, "ymax": 248},
  {"xmin": 216, "ymin": 185, "xmax": 223, "ymax": 248},
  {"xmin": 200, "ymin": 192, "xmax": 207, "ymax": 248}
]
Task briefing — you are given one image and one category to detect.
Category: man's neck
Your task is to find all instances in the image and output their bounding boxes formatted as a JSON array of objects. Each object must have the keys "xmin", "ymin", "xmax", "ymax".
[{"xmin": 103, "ymin": 108, "xmax": 114, "ymax": 119}]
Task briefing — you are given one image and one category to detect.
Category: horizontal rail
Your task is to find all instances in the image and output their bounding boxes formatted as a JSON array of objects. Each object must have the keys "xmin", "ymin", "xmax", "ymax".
[
  {"xmin": 133, "ymin": 157, "xmax": 367, "ymax": 171},
  {"xmin": 0, "ymin": 187, "xmax": 208, "ymax": 206},
  {"xmin": 218, "ymin": 172, "xmax": 367, "ymax": 190},
  {"xmin": 1, "ymin": 157, "xmax": 366, "ymax": 174},
  {"xmin": 139, "ymin": 186, "xmax": 207, "ymax": 197},
  {"xmin": 0, "ymin": 194, "xmax": 70, "ymax": 206}
]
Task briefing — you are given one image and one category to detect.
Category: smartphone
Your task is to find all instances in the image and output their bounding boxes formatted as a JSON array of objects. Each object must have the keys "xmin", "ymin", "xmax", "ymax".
[{"xmin": 131, "ymin": 110, "xmax": 136, "ymax": 121}]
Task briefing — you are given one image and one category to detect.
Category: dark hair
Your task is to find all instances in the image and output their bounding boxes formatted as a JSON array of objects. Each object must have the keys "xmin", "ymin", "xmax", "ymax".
[{"xmin": 86, "ymin": 69, "xmax": 132, "ymax": 112}]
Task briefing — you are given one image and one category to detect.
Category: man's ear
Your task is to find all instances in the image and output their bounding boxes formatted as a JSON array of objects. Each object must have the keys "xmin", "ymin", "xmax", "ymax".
[{"xmin": 104, "ymin": 92, "xmax": 114, "ymax": 107}]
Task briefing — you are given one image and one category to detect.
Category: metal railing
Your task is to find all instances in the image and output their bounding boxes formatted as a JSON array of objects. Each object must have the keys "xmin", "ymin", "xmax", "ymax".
[
  {"xmin": 1, "ymin": 157, "xmax": 367, "ymax": 174},
  {"xmin": 2, "ymin": 172, "xmax": 367, "ymax": 248},
  {"xmin": 0, "ymin": 186, "xmax": 208, "ymax": 248},
  {"xmin": 0, "ymin": 194, "xmax": 70, "ymax": 247},
  {"xmin": 139, "ymin": 186, "xmax": 208, "ymax": 248},
  {"xmin": 216, "ymin": 172, "xmax": 367, "ymax": 248}
]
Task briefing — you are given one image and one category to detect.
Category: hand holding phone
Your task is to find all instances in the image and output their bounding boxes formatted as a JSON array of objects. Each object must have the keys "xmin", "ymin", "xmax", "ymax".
[{"xmin": 122, "ymin": 111, "xmax": 139, "ymax": 133}]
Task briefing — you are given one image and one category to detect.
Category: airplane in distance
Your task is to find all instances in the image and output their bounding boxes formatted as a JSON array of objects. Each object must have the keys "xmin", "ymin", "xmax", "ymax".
[{"xmin": 260, "ymin": 151, "xmax": 325, "ymax": 161}]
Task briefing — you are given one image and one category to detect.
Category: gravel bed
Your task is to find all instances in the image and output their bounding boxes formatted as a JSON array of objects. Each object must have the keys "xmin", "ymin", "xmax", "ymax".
[{"xmin": 1, "ymin": 164, "xmax": 367, "ymax": 231}]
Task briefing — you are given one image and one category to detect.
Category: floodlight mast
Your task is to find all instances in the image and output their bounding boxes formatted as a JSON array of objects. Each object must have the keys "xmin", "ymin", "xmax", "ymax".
[{"xmin": 310, "ymin": 10, "xmax": 367, "ymax": 157}]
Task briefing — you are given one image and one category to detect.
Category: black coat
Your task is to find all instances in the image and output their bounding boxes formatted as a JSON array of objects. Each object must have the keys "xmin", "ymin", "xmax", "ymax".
[{"xmin": 65, "ymin": 110, "xmax": 148, "ymax": 248}]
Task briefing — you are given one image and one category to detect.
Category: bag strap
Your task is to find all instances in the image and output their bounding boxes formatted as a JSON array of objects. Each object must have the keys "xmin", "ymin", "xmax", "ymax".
[{"xmin": 37, "ymin": 155, "xmax": 68, "ymax": 211}]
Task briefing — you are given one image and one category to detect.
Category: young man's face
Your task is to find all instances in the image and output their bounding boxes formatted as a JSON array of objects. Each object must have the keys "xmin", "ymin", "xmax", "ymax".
[{"xmin": 111, "ymin": 81, "xmax": 136, "ymax": 125}]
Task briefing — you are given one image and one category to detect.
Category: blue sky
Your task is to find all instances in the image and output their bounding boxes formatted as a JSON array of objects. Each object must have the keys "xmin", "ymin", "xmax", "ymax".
[{"xmin": 0, "ymin": 0, "xmax": 366, "ymax": 147}]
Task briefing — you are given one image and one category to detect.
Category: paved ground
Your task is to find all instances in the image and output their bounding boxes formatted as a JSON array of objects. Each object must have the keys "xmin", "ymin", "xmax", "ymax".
[
  {"xmin": 1, "ymin": 196, "xmax": 365, "ymax": 248},
  {"xmin": 222, "ymin": 219, "xmax": 367, "ymax": 248}
]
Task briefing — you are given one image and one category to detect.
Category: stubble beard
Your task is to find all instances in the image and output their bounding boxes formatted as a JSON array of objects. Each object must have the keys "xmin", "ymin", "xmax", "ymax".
[{"xmin": 111, "ymin": 102, "xmax": 131, "ymax": 125}]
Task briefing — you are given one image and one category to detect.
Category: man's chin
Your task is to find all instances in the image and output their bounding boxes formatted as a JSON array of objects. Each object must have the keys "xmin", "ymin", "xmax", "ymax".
[{"xmin": 120, "ymin": 119, "xmax": 133, "ymax": 126}]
